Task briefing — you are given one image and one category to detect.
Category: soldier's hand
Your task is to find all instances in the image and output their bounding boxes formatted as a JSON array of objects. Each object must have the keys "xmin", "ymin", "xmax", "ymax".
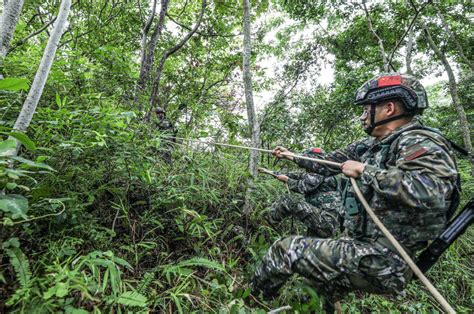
[
  {"xmin": 273, "ymin": 146, "xmax": 294, "ymax": 160},
  {"xmin": 276, "ymin": 174, "xmax": 289, "ymax": 182},
  {"xmin": 340, "ymin": 160, "xmax": 365, "ymax": 178}
]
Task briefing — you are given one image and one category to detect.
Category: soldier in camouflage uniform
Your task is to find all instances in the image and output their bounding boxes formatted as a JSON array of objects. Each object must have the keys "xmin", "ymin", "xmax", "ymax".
[
  {"xmin": 267, "ymin": 149, "xmax": 344, "ymax": 238},
  {"xmin": 251, "ymin": 73, "xmax": 460, "ymax": 306},
  {"xmin": 153, "ymin": 107, "xmax": 176, "ymax": 162},
  {"xmin": 154, "ymin": 107, "xmax": 175, "ymax": 135}
]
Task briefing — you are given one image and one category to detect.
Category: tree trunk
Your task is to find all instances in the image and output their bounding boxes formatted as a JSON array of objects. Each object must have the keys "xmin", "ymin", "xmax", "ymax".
[
  {"xmin": 422, "ymin": 23, "xmax": 473, "ymax": 171},
  {"xmin": 136, "ymin": 0, "xmax": 169, "ymax": 105},
  {"xmin": 242, "ymin": 0, "xmax": 260, "ymax": 215},
  {"xmin": 0, "ymin": 0, "xmax": 24, "ymax": 57},
  {"xmin": 137, "ymin": 0, "xmax": 158, "ymax": 92},
  {"xmin": 147, "ymin": 0, "xmax": 206, "ymax": 118},
  {"xmin": 405, "ymin": 25, "xmax": 414, "ymax": 75},
  {"xmin": 0, "ymin": 0, "xmax": 25, "ymax": 78},
  {"xmin": 11, "ymin": 0, "xmax": 71, "ymax": 154}
]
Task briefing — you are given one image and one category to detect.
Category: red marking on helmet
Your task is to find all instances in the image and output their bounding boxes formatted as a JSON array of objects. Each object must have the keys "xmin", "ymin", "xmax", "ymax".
[
  {"xmin": 312, "ymin": 148, "xmax": 322, "ymax": 154},
  {"xmin": 377, "ymin": 75, "xmax": 402, "ymax": 87}
]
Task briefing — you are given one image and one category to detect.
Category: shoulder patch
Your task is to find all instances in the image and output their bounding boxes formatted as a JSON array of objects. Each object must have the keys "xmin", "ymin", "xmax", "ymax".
[
  {"xmin": 401, "ymin": 143, "xmax": 429, "ymax": 161},
  {"xmin": 312, "ymin": 148, "xmax": 322, "ymax": 154}
]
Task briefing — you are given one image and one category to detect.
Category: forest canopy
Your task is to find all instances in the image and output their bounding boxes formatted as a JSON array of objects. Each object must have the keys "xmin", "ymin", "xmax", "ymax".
[{"xmin": 0, "ymin": 0, "xmax": 472, "ymax": 312}]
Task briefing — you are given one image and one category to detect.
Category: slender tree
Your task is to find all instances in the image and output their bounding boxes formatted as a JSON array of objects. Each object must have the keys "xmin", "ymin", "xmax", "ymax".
[
  {"xmin": 0, "ymin": 0, "xmax": 25, "ymax": 78},
  {"xmin": 136, "ymin": 0, "xmax": 170, "ymax": 105},
  {"xmin": 242, "ymin": 0, "xmax": 260, "ymax": 215},
  {"xmin": 147, "ymin": 0, "xmax": 206, "ymax": 118},
  {"xmin": 421, "ymin": 21, "xmax": 473, "ymax": 170},
  {"xmin": 11, "ymin": 0, "xmax": 71, "ymax": 154},
  {"xmin": 405, "ymin": 25, "xmax": 414, "ymax": 75}
]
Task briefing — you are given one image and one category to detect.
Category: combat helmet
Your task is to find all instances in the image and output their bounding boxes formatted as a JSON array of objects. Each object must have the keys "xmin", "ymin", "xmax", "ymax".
[{"xmin": 354, "ymin": 73, "xmax": 428, "ymax": 134}]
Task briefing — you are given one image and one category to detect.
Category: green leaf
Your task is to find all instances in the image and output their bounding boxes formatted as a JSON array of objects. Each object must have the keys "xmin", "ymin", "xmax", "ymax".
[
  {"xmin": 3, "ymin": 218, "xmax": 14, "ymax": 226},
  {"xmin": 6, "ymin": 182, "xmax": 17, "ymax": 190},
  {"xmin": 116, "ymin": 291, "xmax": 148, "ymax": 307},
  {"xmin": 3, "ymin": 237, "xmax": 20, "ymax": 248},
  {"xmin": 43, "ymin": 285, "xmax": 57, "ymax": 300},
  {"xmin": 56, "ymin": 93, "xmax": 62, "ymax": 107},
  {"xmin": 0, "ymin": 139, "xmax": 16, "ymax": 156},
  {"xmin": 7, "ymin": 132, "xmax": 36, "ymax": 151},
  {"xmin": 170, "ymin": 292, "xmax": 183, "ymax": 314},
  {"xmin": 11, "ymin": 156, "xmax": 55, "ymax": 171},
  {"xmin": 176, "ymin": 257, "xmax": 225, "ymax": 271},
  {"xmin": 166, "ymin": 266, "xmax": 193, "ymax": 277},
  {"xmin": 242, "ymin": 287, "xmax": 251, "ymax": 299},
  {"xmin": 0, "ymin": 194, "xmax": 29, "ymax": 219},
  {"xmin": 65, "ymin": 306, "xmax": 89, "ymax": 314},
  {"xmin": 0, "ymin": 78, "xmax": 29, "ymax": 91},
  {"xmin": 55, "ymin": 282, "xmax": 69, "ymax": 297}
]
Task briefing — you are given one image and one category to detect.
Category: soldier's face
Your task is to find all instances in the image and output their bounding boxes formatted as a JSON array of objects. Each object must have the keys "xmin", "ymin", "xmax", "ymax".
[
  {"xmin": 360, "ymin": 104, "xmax": 387, "ymax": 136},
  {"xmin": 360, "ymin": 102, "xmax": 397, "ymax": 137},
  {"xmin": 360, "ymin": 104, "xmax": 373, "ymax": 130}
]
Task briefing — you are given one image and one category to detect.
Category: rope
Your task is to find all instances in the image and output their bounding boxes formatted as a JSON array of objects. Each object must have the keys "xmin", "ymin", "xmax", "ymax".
[
  {"xmin": 257, "ymin": 167, "xmax": 279, "ymax": 177},
  {"xmin": 176, "ymin": 137, "xmax": 341, "ymax": 168},
  {"xmin": 172, "ymin": 136, "xmax": 455, "ymax": 313}
]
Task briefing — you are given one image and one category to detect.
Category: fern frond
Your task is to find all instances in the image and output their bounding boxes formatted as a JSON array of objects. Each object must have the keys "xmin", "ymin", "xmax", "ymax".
[
  {"xmin": 137, "ymin": 271, "xmax": 154, "ymax": 294},
  {"xmin": 116, "ymin": 291, "xmax": 148, "ymax": 307},
  {"xmin": 6, "ymin": 247, "xmax": 31, "ymax": 289},
  {"xmin": 176, "ymin": 257, "xmax": 224, "ymax": 271}
]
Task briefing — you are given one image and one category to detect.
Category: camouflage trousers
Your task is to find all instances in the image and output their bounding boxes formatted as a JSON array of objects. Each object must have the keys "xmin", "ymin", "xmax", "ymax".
[
  {"xmin": 251, "ymin": 236, "xmax": 412, "ymax": 301},
  {"xmin": 267, "ymin": 195, "xmax": 343, "ymax": 238}
]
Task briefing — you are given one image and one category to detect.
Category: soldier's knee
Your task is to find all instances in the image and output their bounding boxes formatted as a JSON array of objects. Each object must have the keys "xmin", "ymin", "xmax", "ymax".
[
  {"xmin": 267, "ymin": 236, "xmax": 311, "ymax": 262},
  {"xmin": 276, "ymin": 195, "xmax": 297, "ymax": 208},
  {"xmin": 273, "ymin": 235, "xmax": 298, "ymax": 248},
  {"xmin": 266, "ymin": 236, "xmax": 300, "ymax": 257},
  {"xmin": 269, "ymin": 195, "xmax": 297, "ymax": 218}
]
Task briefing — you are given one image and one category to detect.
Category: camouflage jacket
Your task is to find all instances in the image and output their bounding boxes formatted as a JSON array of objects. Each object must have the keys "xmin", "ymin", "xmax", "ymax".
[
  {"xmin": 154, "ymin": 118, "xmax": 174, "ymax": 133},
  {"xmin": 294, "ymin": 120, "xmax": 459, "ymax": 251},
  {"xmin": 285, "ymin": 172, "xmax": 340, "ymax": 210}
]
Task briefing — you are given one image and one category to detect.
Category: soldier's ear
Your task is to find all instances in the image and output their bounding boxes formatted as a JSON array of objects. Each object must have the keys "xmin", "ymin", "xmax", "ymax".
[{"xmin": 385, "ymin": 101, "xmax": 397, "ymax": 116}]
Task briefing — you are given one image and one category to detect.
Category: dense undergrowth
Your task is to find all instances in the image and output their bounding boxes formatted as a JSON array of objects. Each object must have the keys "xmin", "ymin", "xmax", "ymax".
[{"xmin": 1, "ymin": 96, "xmax": 472, "ymax": 313}]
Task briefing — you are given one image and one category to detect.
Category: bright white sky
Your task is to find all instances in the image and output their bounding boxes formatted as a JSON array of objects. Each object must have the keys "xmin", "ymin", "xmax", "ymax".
[
  {"xmin": 252, "ymin": 12, "xmax": 451, "ymax": 110},
  {"xmin": 159, "ymin": 1, "xmax": 451, "ymax": 111}
]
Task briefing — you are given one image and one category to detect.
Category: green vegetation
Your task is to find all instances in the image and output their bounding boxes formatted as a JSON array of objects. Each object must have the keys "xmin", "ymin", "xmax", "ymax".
[{"xmin": 1, "ymin": 0, "xmax": 472, "ymax": 312}]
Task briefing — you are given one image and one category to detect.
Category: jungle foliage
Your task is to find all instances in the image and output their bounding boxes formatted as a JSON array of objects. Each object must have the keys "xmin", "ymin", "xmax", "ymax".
[{"xmin": 0, "ymin": 0, "xmax": 472, "ymax": 313}]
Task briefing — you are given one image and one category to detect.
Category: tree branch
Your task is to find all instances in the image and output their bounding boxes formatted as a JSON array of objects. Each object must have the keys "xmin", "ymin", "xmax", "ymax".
[
  {"xmin": 57, "ymin": 2, "xmax": 124, "ymax": 49},
  {"xmin": 7, "ymin": 17, "xmax": 57, "ymax": 55},
  {"xmin": 437, "ymin": 9, "xmax": 474, "ymax": 72},
  {"xmin": 361, "ymin": 0, "xmax": 393, "ymax": 72},
  {"xmin": 166, "ymin": 13, "xmax": 241, "ymax": 38},
  {"xmin": 143, "ymin": 0, "xmax": 158, "ymax": 36},
  {"xmin": 147, "ymin": 0, "xmax": 207, "ymax": 116},
  {"xmin": 162, "ymin": 0, "xmax": 207, "ymax": 58},
  {"xmin": 405, "ymin": 24, "xmax": 415, "ymax": 74},
  {"xmin": 386, "ymin": 0, "xmax": 431, "ymax": 69}
]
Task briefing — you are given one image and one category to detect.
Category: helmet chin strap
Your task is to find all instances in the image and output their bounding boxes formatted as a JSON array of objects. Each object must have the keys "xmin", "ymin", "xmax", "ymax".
[{"xmin": 364, "ymin": 103, "xmax": 412, "ymax": 135}]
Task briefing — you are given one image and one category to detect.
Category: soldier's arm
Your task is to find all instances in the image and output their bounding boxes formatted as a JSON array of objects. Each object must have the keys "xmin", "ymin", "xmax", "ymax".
[
  {"xmin": 360, "ymin": 137, "xmax": 458, "ymax": 210},
  {"xmin": 293, "ymin": 141, "xmax": 365, "ymax": 175},
  {"xmin": 287, "ymin": 173, "xmax": 325, "ymax": 194},
  {"xmin": 285, "ymin": 172, "xmax": 304, "ymax": 180}
]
